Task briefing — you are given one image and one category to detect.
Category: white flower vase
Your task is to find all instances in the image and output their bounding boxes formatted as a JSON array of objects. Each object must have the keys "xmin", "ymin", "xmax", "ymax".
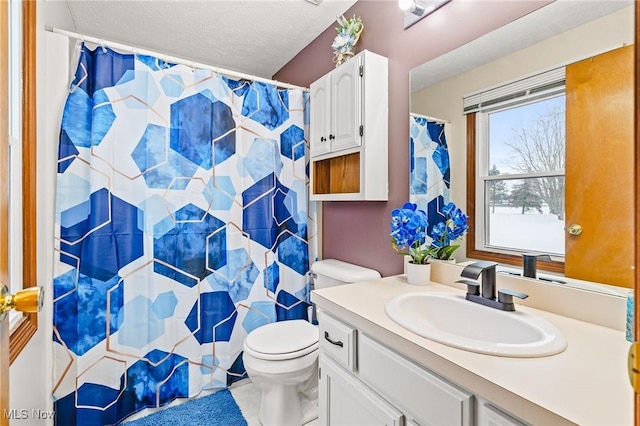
[{"xmin": 406, "ymin": 262, "xmax": 431, "ymax": 286}]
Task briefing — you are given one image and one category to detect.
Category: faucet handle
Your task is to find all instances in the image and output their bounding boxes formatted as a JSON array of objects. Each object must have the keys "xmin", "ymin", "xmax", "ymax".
[
  {"xmin": 456, "ymin": 279, "xmax": 480, "ymax": 296},
  {"xmin": 498, "ymin": 288, "xmax": 529, "ymax": 304},
  {"xmin": 497, "ymin": 289, "xmax": 529, "ymax": 311}
]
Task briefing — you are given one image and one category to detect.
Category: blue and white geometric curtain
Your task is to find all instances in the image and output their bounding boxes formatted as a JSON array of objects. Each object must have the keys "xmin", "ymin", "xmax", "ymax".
[
  {"xmin": 409, "ymin": 113, "xmax": 451, "ymax": 240},
  {"xmin": 52, "ymin": 44, "xmax": 316, "ymax": 425}
]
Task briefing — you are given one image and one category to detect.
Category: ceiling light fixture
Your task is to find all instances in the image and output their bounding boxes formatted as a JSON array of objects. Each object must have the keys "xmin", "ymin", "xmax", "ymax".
[
  {"xmin": 399, "ymin": 0, "xmax": 425, "ymax": 15},
  {"xmin": 399, "ymin": 0, "xmax": 451, "ymax": 29}
]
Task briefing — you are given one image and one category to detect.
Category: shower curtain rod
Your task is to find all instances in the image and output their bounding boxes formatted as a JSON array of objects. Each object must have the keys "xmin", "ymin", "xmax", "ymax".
[
  {"xmin": 410, "ymin": 112, "xmax": 450, "ymax": 124},
  {"xmin": 45, "ymin": 26, "xmax": 309, "ymax": 92}
]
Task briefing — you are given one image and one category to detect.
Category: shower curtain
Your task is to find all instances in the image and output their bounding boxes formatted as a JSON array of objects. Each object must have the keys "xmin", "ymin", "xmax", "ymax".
[
  {"xmin": 409, "ymin": 114, "xmax": 451, "ymax": 240},
  {"xmin": 52, "ymin": 44, "xmax": 317, "ymax": 425}
]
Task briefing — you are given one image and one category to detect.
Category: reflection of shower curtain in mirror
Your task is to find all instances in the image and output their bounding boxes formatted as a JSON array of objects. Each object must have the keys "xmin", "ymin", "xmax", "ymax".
[
  {"xmin": 409, "ymin": 113, "xmax": 451, "ymax": 243},
  {"xmin": 52, "ymin": 43, "xmax": 317, "ymax": 425}
]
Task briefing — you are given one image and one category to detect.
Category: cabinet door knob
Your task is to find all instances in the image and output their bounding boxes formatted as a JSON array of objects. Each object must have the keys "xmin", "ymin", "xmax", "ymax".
[
  {"xmin": 320, "ymin": 136, "xmax": 326, "ymax": 142},
  {"xmin": 329, "ymin": 134, "xmax": 335, "ymax": 140}
]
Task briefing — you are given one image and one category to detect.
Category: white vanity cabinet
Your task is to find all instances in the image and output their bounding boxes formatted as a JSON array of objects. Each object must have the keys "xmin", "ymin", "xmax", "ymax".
[
  {"xmin": 318, "ymin": 311, "xmax": 473, "ymax": 425},
  {"xmin": 309, "ymin": 49, "xmax": 388, "ymax": 201},
  {"xmin": 476, "ymin": 401, "xmax": 529, "ymax": 426},
  {"xmin": 358, "ymin": 334, "xmax": 474, "ymax": 426},
  {"xmin": 319, "ymin": 355, "xmax": 404, "ymax": 426},
  {"xmin": 318, "ymin": 310, "xmax": 530, "ymax": 426}
]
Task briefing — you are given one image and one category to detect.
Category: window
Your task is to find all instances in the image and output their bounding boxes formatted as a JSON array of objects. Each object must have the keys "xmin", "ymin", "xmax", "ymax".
[{"xmin": 466, "ymin": 69, "xmax": 566, "ymax": 273}]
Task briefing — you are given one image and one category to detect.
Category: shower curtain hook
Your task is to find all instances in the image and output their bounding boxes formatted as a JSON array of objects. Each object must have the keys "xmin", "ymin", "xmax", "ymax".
[
  {"xmin": 99, "ymin": 39, "xmax": 107, "ymax": 53},
  {"xmin": 68, "ymin": 39, "xmax": 84, "ymax": 94}
]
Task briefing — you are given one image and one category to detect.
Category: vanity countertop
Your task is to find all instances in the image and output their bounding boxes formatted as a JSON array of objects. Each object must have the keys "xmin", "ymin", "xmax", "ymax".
[{"xmin": 311, "ymin": 275, "xmax": 633, "ymax": 426}]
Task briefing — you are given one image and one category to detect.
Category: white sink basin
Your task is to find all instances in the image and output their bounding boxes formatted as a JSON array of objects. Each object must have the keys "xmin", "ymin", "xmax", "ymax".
[{"xmin": 385, "ymin": 292, "xmax": 567, "ymax": 357}]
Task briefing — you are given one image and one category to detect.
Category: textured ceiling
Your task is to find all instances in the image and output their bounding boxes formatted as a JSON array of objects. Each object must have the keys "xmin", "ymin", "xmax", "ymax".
[
  {"xmin": 48, "ymin": 0, "xmax": 357, "ymax": 79},
  {"xmin": 411, "ymin": 0, "xmax": 633, "ymax": 93}
]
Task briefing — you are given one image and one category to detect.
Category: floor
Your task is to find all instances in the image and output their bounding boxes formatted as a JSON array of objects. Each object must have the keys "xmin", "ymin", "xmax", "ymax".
[
  {"xmin": 228, "ymin": 379, "xmax": 261, "ymax": 425},
  {"xmin": 230, "ymin": 380, "xmax": 320, "ymax": 426},
  {"xmin": 124, "ymin": 379, "xmax": 319, "ymax": 426}
]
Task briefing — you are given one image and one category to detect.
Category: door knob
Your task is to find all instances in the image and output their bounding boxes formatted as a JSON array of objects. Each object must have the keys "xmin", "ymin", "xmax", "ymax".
[
  {"xmin": 567, "ymin": 224, "xmax": 583, "ymax": 236},
  {"xmin": 0, "ymin": 285, "xmax": 43, "ymax": 322}
]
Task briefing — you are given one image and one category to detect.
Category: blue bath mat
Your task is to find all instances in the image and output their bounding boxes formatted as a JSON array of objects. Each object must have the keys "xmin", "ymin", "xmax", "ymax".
[{"xmin": 121, "ymin": 389, "xmax": 247, "ymax": 426}]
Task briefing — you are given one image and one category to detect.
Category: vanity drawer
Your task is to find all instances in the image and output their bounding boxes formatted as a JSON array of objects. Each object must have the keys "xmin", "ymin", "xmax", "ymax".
[
  {"xmin": 318, "ymin": 311, "xmax": 357, "ymax": 371},
  {"xmin": 358, "ymin": 334, "xmax": 473, "ymax": 426}
]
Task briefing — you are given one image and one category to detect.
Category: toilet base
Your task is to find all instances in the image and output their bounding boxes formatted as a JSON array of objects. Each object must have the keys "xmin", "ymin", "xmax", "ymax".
[
  {"xmin": 253, "ymin": 364, "xmax": 318, "ymax": 426},
  {"xmin": 256, "ymin": 382, "xmax": 318, "ymax": 426}
]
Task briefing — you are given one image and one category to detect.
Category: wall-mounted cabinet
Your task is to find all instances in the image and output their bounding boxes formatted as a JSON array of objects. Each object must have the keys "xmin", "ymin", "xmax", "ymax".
[{"xmin": 309, "ymin": 50, "xmax": 388, "ymax": 201}]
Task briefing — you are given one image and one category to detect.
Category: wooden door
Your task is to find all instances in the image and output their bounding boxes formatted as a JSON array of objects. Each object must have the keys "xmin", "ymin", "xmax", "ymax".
[
  {"xmin": 0, "ymin": 1, "xmax": 10, "ymax": 424},
  {"xmin": 565, "ymin": 45, "xmax": 634, "ymax": 288},
  {"xmin": 634, "ymin": 4, "xmax": 640, "ymax": 425}
]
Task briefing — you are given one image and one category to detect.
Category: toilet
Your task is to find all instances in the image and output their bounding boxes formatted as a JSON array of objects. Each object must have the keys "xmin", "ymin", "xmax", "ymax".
[{"xmin": 242, "ymin": 259, "xmax": 381, "ymax": 426}]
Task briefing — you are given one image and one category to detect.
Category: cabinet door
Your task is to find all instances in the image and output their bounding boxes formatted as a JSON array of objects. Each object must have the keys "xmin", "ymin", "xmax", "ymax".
[
  {"xmin": 319, "ymin": 355, "xmax": 403, "ymax": 426},
  {"xmin": 310, "ymin": 75, "xmax": 331, "ymax": 157},
  {"xmin": 477, "ymin": 403, "xmax": 528, "ymax": 426},
  {"xmin": 330, "ymin": 56, "xmax": 362, "ymax": 153},
  {"xmin": 359, "ymin": 334, "xmax": 473, "ymax": 426}
]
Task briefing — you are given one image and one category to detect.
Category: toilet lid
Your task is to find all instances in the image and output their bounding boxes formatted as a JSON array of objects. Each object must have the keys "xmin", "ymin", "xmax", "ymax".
[{"xmin": 244, "ymin": 320, "xmax": 318, "ymax": 361}]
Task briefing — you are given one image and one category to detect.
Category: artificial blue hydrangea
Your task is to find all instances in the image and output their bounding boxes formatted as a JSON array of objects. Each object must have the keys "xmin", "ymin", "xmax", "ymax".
[
  {"xmin": 430, "ymin": 202, "xmax": 469, "ymax": 259},
  {"xmin": 390, "ymin": 202, "xmax": 431, "ymax": 264}
]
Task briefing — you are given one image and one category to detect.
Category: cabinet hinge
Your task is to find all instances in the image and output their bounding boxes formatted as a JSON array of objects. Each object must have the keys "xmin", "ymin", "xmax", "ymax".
[
  {"xmin": 359, "ymin": 65, "xmax": 364, "ymax": 77},
  {"xmin": 359, "ymin": 125, "xmax": 364, "ymax": 137}
]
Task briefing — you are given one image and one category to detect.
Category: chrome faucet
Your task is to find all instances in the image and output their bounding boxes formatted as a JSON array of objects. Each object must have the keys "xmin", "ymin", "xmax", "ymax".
[
  {"xmin": 460, "ymin": 261, "xmax": 497, "ymax": 299},
  {"xmin": 522, "ymin": 253, "xmax": 552, "ymax": 278},
  {"xmin": 457, "ymin": 261, "xmax": 528, "ymax": 312},
  {"xmin": 520, "ymin": 253, "xmax": 566, "ymax": 284}
]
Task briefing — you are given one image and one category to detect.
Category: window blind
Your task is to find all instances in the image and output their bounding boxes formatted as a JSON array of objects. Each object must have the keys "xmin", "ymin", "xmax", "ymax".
[{"xmin": 463, "ymin": 67, "xmax": 565, "ymax": 114}]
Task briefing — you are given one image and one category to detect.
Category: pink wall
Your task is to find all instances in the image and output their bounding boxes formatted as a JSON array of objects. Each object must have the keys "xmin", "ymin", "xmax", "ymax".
[{"xmin": 274, "ymin": 0, "xmax": 551, "ymax": 277}]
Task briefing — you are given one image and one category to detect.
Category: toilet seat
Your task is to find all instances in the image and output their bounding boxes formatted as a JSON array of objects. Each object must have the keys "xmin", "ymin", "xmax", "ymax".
[{"xmin": 244, "ymin": 320, "xmax": 319, "ymax": 361}]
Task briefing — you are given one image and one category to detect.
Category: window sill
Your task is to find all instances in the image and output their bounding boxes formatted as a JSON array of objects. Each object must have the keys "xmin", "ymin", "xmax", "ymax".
[{"xmin": 466, "ymin": 247, "xmax": 565, "ymax": 275}]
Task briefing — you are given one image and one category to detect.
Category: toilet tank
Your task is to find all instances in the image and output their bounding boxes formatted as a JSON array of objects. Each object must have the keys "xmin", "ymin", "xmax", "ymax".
[{"xmin": 310, "ymin": 259, "xmax": 381, "ymax": 289}]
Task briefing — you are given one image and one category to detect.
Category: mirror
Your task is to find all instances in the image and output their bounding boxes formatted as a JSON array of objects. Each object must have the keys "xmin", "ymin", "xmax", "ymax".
[{"xmin": 409, "ymin": 1, "xmax": 634, "ymax": 292}]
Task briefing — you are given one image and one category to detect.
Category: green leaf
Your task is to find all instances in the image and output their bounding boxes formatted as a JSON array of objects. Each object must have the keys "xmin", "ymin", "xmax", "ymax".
[{"xmin": 434, "ymin": 245, "xmax": 459, "ymax": 260}]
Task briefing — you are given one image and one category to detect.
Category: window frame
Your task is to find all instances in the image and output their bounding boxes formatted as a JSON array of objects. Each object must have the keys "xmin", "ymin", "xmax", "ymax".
[
  {"xmin": 8, "ymin": 0, "xmax": 37, "ymax": 364},
  {"xmin": 466, "ymin": 112, "xmax": 565, "ymax": 274},
  {"xmin": 475, "ymin": 96, "xmax": 566, "ymax": 257}
]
